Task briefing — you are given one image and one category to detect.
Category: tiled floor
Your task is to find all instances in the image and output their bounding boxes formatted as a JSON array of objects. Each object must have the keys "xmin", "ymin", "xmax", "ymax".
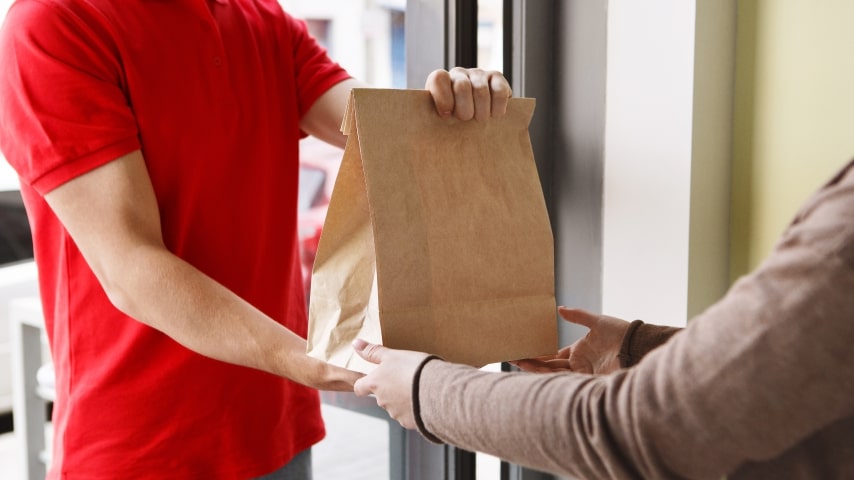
[{"xmin": 0, "ymin": 403, "xmax": 388, "ymax": 480}]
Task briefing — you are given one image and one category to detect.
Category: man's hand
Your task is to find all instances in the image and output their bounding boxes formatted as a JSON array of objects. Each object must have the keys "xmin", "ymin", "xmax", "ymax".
[
  {"xmin": 289, "ymin": 355, "xmax": 364, "ymax": 392},
  {"xmin": 303, "ymin": 67, "xmax": 512, "ymax": 147},
  {"xmin": 513, "ymin": 307, "xmax": 631, "ymax": 375},
  {"xmin": 352, "ymin": 339, "xmax": 430, "ymax": 430},
  {"xmin": 425, "ymin": 67, "xmax": 512, "ymax": 121}
]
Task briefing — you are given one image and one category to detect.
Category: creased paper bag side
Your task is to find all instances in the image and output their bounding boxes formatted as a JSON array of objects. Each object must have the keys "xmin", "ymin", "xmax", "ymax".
[{"xmin": 306, "ymin": 92, "xmax": 381, "ymax": 373}]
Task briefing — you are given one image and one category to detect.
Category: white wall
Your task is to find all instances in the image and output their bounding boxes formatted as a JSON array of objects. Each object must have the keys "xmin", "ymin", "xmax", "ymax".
[
  {"xmin": 0, "ymin": 161, "xmax": 17, "ymax": 191},
  {"xmin": 0, "ymin": 261, "xmax": 39, "ymax": 413},
  {"xmin": 602, "ymin": 0, "xmax": 735, "ymax": 326}
]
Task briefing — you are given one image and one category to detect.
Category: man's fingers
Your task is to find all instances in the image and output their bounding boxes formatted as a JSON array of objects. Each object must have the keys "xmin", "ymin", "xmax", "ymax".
[
  {"xmin": 463, "ymin": 68, "xmax": 493, "ymax": 121},
  {"xmin": 513, "ymin": 358, "xmax": 572, "ymax": 373},
  {"xmin": 511, "ymin": 359, "xmax": 541, "ymax": 372},
  {"xmin": 353, "ymin": 377, "xmax": 372, "ymax": 397},
  {"xmin": 425, "ymin": 69, "xmax": 454, "ymax": 118},
  {"xmin": 558, "ymin": 306, "xmax": 597, "ymax": 329},
  {"xmin": 353, "ymin": 338, "xmax": 386, "ymax": 364},
  {"xmin": 489, "ymin": 71, "xmax": 511, "ymax": 117},
  {"xmin": 426, "ymin": 68, "xmax": 512, "ymax": 120},
  {"xmin": 448, "ymin": 67, "xmax": 475, "ymax": 121}
]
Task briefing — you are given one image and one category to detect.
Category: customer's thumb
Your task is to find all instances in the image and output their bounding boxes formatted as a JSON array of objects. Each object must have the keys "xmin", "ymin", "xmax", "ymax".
[{"xmin": 353, "ymin": 338, "xmax": 385, "ymax": 364}]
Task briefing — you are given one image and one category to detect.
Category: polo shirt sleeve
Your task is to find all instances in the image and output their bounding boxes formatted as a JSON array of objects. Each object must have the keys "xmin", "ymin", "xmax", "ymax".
[
  {"xmin": 0, "ymin": 0, "xmax": 140, "ymax": 195},
  {"xmin": 282, "ymin": 11, "xmax": 352, "ymax": 119}
]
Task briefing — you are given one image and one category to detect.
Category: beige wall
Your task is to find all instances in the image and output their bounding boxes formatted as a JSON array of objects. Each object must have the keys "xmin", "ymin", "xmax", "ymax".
[{"xmin": 730, "ymin": 0, "xmax": 854, "ymax": 280}]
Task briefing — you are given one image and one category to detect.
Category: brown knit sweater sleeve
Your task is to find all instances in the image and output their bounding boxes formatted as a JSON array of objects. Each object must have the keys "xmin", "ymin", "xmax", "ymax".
[
  {"xmin": 412, "ymin": 160, "xmax": 854, "ymax": 479},
  {"xmin": 617, "ymin": 320, "xmax": 682, "ymax": 368}
]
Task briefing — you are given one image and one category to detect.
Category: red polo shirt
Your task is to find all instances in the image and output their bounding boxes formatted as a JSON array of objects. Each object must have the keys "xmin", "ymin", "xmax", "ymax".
[{"xmin": 0, "ymin": 0, "xmax": 350, "ymax": 478}]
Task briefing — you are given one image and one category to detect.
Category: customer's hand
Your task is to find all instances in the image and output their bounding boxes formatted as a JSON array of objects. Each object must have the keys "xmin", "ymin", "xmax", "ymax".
[
  {"xmin": 513, "ymin": 307, "xmax": 630, "ymax": 375},
  {"xmin": 425, "ymin": 67, "xmax": 512, "ymax": 121},
  {"xmin": 352, "ymin": 339, "xmax": 430, "ymax": 429}
]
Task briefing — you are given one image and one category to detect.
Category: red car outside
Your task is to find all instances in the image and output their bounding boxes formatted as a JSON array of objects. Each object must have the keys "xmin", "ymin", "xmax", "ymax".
[{"xmin": 297, "ymin": 138, "xmax": 343, "ymax": 297}]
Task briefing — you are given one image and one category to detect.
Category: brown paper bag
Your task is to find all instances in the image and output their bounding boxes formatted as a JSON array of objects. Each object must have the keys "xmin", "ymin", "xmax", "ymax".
[{"xmin": 306, "ymin": 88, "xmax": 556, "ymax": 372}]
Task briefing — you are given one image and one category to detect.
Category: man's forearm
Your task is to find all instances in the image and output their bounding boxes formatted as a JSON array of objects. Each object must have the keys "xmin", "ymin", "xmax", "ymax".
[{"xmin": 103, "ymin": 244, "xmax": 312, "ymax": 379}]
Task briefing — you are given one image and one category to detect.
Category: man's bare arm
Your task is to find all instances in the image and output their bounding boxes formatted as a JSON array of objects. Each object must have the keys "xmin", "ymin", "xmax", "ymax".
[{"xmin": 45, "ymin": 150, "xmax": 361, "ymax": 390}]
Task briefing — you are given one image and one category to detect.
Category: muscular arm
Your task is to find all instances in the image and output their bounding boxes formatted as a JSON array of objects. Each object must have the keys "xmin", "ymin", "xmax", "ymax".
[
  {"xmin": 415, "ymin": 164, "xmax": 854, "ymax": 478},
  {"xmin": 44, "ymin": 150, "xmax": 360, "ymax": 390}
]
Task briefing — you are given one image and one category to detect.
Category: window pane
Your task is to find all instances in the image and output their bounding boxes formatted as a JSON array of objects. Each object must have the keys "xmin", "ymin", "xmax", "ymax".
[{"xmin": 477, "ymin": 0, "xmax": 504, "ymax": 72}]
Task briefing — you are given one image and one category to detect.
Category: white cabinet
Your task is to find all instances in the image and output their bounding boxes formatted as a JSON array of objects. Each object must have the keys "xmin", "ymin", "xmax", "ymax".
[{"xmin": 0, "ymin": 261, "xmax": 39, "ymax": 414}]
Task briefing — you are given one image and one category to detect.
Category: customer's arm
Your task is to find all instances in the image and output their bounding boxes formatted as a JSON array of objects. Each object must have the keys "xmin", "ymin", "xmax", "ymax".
[{"xmin": 356, "ymin": 162, "xmax": 854, "ymax": 478}]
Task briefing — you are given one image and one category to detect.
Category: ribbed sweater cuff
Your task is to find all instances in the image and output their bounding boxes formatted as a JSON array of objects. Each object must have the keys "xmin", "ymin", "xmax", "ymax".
[
  {"xmin": 618, "ymin": 320, "xmax": 682, "ymax": 368},
  {"xmin": 412, "ymin": 355, "xmax": 444, "ymax": 444},
  {"xmin": 618, "ymin": 320, "xmax": 645, "ymax": 368}
]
